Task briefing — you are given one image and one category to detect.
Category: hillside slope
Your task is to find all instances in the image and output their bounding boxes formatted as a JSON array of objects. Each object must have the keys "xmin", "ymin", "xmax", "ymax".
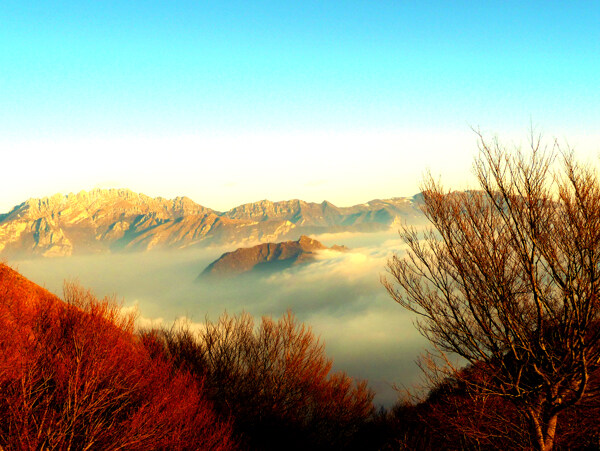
[{"xmin": 0, "ymin": 263, "xmax": 235, "ymax": 449}]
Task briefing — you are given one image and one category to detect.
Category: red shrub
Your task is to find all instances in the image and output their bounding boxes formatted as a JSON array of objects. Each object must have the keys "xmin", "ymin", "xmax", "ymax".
[
  {"xmin": 0, "ymin": 264, "xmax": 235, "ymax": 450},
  {"xmin": 152, "ymin": 311, "xmax": 375, "ymax": 450}
]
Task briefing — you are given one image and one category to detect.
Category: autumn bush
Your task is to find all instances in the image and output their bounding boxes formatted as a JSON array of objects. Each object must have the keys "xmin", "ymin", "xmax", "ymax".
[
  {"xmin": 0, "ymin": 265, "xmax": 235, "ymax": 450},
  {"xmin": 148, "ymin": 311, "xmax": 376, "ymax": 450}
]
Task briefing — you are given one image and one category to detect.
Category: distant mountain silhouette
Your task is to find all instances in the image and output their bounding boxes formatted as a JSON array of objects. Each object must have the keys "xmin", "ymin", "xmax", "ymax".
[
  {"xmin": 0, "ymin": 188, "xmax": 424, "ymax": 257},
  {"xmin": 200, "ymin": 235, "xmax": 348, "ymax": 278}
]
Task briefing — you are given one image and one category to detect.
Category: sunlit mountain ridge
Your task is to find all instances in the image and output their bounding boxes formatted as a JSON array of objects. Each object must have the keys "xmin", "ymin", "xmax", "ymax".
[{"xmin": 0, "ymin": 188, "xmax": 424, "ymax": 257}]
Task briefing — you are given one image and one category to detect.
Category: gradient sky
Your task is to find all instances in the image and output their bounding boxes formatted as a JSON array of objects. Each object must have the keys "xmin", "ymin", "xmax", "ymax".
[{"xmin": 1, "ymin": 1, "xmax": 599, "ymax": 212}]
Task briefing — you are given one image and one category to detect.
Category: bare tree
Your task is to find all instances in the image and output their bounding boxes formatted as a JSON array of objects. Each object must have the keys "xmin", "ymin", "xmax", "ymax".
[
  {"xmin": 383, "ymin": 132, "xmax": 600, "ymax": 451},
  {"xmin": 150, "ymin": 311, "xmax": 375, "ymax": 450}
]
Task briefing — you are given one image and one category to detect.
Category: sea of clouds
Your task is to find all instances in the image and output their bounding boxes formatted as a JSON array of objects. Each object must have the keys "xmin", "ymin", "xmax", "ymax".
[{"xmin": 11, "ymin": 228, "xmax": 431, "ymax": 406}]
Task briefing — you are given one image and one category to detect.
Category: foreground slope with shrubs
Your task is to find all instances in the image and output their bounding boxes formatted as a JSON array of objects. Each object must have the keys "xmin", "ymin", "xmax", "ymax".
[
  {"xmin": 4, "ymin": 266, "xmax": 600, "ymax": 449},
  {"xmin": 0, "ymin": 263, "xmax": 379, "ymax": 450},
  {"xmin": 0, "ymin": 263, "xmax": 234, "ymax": 450}
]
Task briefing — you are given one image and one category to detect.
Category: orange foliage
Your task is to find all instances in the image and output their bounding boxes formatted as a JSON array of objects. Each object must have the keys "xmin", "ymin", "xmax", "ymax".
[
  {"xmin": 0, "ymin": 264, "xmax": 235, "ymax": 450},
  {"xmin": 151, "ymin": 311, "xmax": 375, "ymax": 450}
]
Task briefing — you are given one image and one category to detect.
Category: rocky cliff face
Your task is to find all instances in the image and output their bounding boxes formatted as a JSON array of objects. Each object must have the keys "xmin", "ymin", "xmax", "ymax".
[
  {"xmin": 200, "ymin": 235, "xmax": 347, "ymax": 277},
  {"xmin": 0, "ymin": 189, "xmax": 423, "ymax": 257},
  {"xmin": 0, "ymin": 189, "xmax": 216, "ymax": 257}
]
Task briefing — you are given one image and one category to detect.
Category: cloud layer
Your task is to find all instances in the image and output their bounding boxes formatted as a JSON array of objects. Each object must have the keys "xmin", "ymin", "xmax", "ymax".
[{"xmin": 11, "ymin": 229, "xmax": 429, "ymax": 406}]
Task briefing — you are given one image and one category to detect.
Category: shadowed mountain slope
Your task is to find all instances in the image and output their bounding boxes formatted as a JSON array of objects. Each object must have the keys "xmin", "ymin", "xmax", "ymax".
[{"xmin": 201, "ymin": 235, "xmax": 348, "ymax": 277}]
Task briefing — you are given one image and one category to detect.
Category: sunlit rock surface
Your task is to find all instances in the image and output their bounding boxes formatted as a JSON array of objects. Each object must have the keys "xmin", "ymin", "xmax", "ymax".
[{"xmin": 0, "ymin": 189, "xmax": 423, "ymax": 257}]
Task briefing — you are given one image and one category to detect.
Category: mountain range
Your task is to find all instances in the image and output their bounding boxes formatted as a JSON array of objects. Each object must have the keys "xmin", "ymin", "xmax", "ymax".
[{"xmin": 0, "ymin": 188, "xmax": 424, "ymax": 258}]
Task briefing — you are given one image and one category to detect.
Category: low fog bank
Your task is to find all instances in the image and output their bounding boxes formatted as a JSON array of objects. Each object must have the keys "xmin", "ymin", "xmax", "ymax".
[{"xmin": 11, "ymin": 229, "xmax": 429, "ymax": 406}]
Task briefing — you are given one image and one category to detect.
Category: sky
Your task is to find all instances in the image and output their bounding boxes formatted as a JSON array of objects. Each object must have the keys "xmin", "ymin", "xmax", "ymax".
[{"xmin": 1, "ymin": 1, "xmax": 600, "ymax": 212}]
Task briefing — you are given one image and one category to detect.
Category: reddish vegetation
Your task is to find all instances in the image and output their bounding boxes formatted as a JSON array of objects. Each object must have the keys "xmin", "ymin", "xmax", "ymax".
[
  {"xmin": 3, "ymin": 261, "xmax": 600, "ymax": 449},
  {"xmin": 0, "ymin": 264, "xmax": 378, "ymax": 450},
  {"xmin": 0, "ymin": 263, "xmax": 234, "ymax": 450},
  {"xmin": 384, "ymin": 360, "xmax": 600, "ymax": 450},
  {"xmin": 146, "ymin": 312, "xmax": 376, "ymax": 450}
]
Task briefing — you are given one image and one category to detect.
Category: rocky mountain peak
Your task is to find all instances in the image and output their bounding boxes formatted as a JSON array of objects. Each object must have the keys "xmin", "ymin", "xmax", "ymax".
[
  {"xmin": 200, "ymin": 235, "xmax": 345, "ymax": 278},
  {"xmin": 297, "ymin": 235, "xmax": 324, "ymax": 249}
]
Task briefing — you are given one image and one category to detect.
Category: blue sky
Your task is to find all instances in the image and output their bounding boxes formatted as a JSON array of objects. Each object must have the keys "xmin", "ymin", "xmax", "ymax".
[{"xmin": 1, "ymin": 1, "xmax": 599, "ymax": 211}]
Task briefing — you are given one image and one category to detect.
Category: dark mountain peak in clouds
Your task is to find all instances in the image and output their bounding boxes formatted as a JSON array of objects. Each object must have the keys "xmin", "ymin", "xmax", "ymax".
[
  {"xmin": 296, "ymin": 234, "xmax": 322, "ymax": 249},
  {"xmin": 0, "ymin": 189, "xmax": 424, "ymax": 258},
  {"xmin": 200, "ymin": 235, "xmax": 347, "ymax": 278}
]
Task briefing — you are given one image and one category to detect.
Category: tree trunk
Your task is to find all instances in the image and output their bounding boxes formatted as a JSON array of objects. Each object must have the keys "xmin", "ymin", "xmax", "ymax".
[{"xmin": 529, "ymin": 408, "xmax": 558, "ymax": 451}]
